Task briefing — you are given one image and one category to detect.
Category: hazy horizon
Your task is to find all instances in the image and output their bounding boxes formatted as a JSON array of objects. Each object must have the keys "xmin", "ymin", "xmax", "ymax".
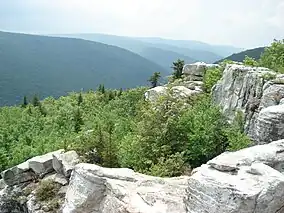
[{"xmin": 1, "ymin": 0, "xmax": 283, "ymax": 48}]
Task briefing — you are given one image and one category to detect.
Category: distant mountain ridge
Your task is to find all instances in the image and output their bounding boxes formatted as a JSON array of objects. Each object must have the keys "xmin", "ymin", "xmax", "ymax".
[
  {"xmin": 215, "ymin": 47, "xmax": 265, "ymax": 63},
  {"xmin": 0, "ymin": 31, "xmax": 166, "ymax": 106},
  {"xmin": 53, "ymin": 33, "xmax": 243, "ymax": 67}
]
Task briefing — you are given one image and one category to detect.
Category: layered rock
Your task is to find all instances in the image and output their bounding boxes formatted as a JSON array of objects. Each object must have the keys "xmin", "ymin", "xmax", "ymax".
[
  {"xmin": 187, "ymin": 139, "xmax": 284, "ymax": 213},
  {"xmin": 0, "ymin": 149, "xmax": 80, "ymax": 213},
  {"xmin": 183, "ymin": 62, "xmax": 219, "ymax": 81},
  {"xmin": 213, "ymin": 64, "xmax": 284, "ymax": 144},
  {"xmin": 63, "ymin": 163, "xmax": 190, "ymax": 213}
]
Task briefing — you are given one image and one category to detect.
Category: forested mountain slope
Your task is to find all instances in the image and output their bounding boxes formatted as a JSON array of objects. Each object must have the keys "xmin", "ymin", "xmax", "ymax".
[{"xmin": 0, "ymin": 31, "xmax": 166, "ymax": 106}]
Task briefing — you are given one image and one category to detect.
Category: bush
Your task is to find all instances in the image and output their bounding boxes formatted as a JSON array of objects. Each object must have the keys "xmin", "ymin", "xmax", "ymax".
[
  {"xmin": 35, "ymin": 180, "xmax": 61, "ymax": 202},
  {"xmin": 260, "ymin": 39, "xmax": 284, "ymax": 73},
  {"xmin": 203, "ymin": 67, "xmax": 223, "ymax": 93},
  {"xmin": 243, "ymin": 55, "xmax": 258, "ymax": 66}
]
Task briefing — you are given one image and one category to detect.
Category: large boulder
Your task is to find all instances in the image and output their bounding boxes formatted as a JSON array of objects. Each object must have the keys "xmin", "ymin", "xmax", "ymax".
[
  {"xmin": 145, "ymin": 85, "xmax": 202, "ymax": 103},
  {"xmin": 254, "ymin": 105, "xmax": 284, "ymax": 144},
  {"xmin": 29, "ymin": 149, "xmax": 64, "ymax": 176},
  {"xmin": 183, "ymin": 62, "xmax": 219, "ymax": 81},
  {"xmin": 52, "ymin": 150, "xmax": 80, "ymax": 178},
  {"xmin": 171, "ymin": 86, "xmax": 202, "ymax": 98},
  {"xmin": 1, "ymin": 161, "xmax": 35, "ymax": 186},
  {"xmin": 212, "ymin": 64, "xmax": 284, "ymax": 144},
  {"xmin": 187, "ymin": 139, "xmax": 284, "ymax": 213},
  {"xmin": 63, "ymin": 163, "xmax": 190, "ymax": 213},
  {"xmin": 144, "ymin": 86, "xmax": 167, "ymax": 102}
]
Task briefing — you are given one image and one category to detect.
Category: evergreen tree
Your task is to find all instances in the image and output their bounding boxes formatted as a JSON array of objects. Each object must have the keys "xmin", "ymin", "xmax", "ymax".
[
  {"xmin": 148, "ymin": 72, "xmax": 161, "ymax": 88},
  {"xmin": 21, "ymin": 96, "xmax": 28, "ymax": 108},
  {"xmin": 97, "ymin": 84, "xmax": 105, "ymax": 94},
  {"xmin": 101, "ymin": 84, "xmax": 105, "ymax": 94},
  {"xmin": 77, "ymin": 93, "xmax": 83, "ymax": 105},
  {"xmin": 172, "ymin": 59, "xmax": 185, "ymax": 80},
  {"xmin": 32, "ymin": 95, "xmax": 40, "ymax": 107},
  {"xmin": 74, "ymin": 108, "xmax": 84, "ymax": 133}
]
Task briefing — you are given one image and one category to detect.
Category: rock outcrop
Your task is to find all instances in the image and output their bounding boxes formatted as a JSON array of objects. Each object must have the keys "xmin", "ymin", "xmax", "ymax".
[
  {"xmin": 187, "ymin": 139, "xmax": 284, "ymax": 213},
  {"xmin": 213, "ymin": 64, "xmax": 284, "ymax": 144},
  {"xmin": 183, "ymin": 62, "xmax": 219, "ymax": 81},
  {"xmin": 3, "ymin": 141, "xmax": 284, "ymax": 212},
  {"xmin": 144, "ymin": 62, "xmax": 208, "ymax": 102},
  {"xmin": 0, "ymin": 149, "xmax": 80, "ymax": 213},
  {"xmin": 63, "ymin": 163, "xmax": 190, "ymax": 213}
]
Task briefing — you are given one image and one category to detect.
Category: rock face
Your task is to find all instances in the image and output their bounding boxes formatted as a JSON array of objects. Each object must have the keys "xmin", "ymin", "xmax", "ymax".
[
  {"xmin": 3, "ymin": 142, "xmax": 284, "ymax": 212},
  {"xmin": 63, "ymin": 163, "xmax": 190, "ymax": 213},
  {"xmin": 53, "ymin": 150, "xmax": 80, "ymax": 178},
  {"xmin": 0, "ymin": 149, "xmax": 79, "ymax": 213},
  {"xmin": 213, "ymin": 64, "xmax": 284, "ymax": 144},
  {"xmin": 187, "ymin": 139, "xmax": 284, "ymax": 213}
]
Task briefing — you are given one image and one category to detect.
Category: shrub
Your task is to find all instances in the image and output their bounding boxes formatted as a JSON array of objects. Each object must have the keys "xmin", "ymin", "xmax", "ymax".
[
  {"xmin": 243, "ymin": 55, "xmax": 258, "ymax": 66},
  {"xmin": 35, "ymin": 180, "xmax": 61, "ymax": 202},
  {"xmin": 203, "ymin": 67, "xmax": 223, "ymax": 93},
  {"xmin": 259, "ymin": 39, "xmax": 284, "ymax": 73},
  {"xmin": 262, "ymin": 72, "xmax": 277, "ymax": 81}
]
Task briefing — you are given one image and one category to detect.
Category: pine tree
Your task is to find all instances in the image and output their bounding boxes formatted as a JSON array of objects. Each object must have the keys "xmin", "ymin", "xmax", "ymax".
[
  {"xmin": 21, "ymin": 96, "xmax": 28, "ymax": 108},
  {"xmin": 101, "ymin": 85, "xmax": 105, "ymax": 94},
  {"xmin": 74, "ymin": 108, "xmax": 84, "ymax": 133},
  {"xmin": 172, "ymin": 59, "xmax": 185, "ymax": 80},
  {"xmin": 32, "ymin": 95, "xmax": 40, "ymax": 107},
  {"xmin": 78, "ymin": 93, "xmax": 83, "ymax": 105},
  {"xmin": 148, "ymin": 72, "xmax": 161, "ymax": 88}
]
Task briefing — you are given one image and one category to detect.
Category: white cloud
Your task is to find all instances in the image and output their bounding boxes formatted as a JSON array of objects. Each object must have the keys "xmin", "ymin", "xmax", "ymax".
[{"xmin": 0, "ymin": 0, "xmax": 283, "ymax": 47}]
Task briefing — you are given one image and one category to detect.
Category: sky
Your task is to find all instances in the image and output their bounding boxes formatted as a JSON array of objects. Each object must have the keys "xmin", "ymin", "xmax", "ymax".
[{"xmin": 0, "ymin": 0, "xmax": 283, "ymax": 48}]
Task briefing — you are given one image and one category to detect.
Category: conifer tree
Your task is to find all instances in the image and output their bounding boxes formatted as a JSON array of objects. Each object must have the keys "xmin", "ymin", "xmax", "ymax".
[
  {"xmin": 78, "ymin": 93, "xmax": 83, "ymax": 105},
  {"xmin": 172, "ymin": 59, "xmax": 185, "ymax": 80},
  {"xmin": 21, "ymin": 96, "xmax": 28, "ymax": 108},
  {"xmin": 148, "ymin": 72, "xmax": 161, "ymax": 88}
]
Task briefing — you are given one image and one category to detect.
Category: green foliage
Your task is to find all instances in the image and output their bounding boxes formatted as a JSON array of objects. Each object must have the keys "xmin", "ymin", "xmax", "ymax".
[
  {"xmin": 203, "ymin": 67, "xmax": 223, "ymax": 93},
  {"xmin": 148, "ymin": 72, "xmax": 161, "ymax": 88},
  {"xmin": 243, "ymin": 55, "xmax": 258, "ymax": 66},
  {"xmin": 0, "ymin": 86, "xmax": 250, "ymax": 177},
  {"xmin": 260, "ymin": 39, "xmax": 284, "ymax": 73},
  {"xmin": 77, "ymin": 93, "xmax": 83, "ymax": 105},
  {"xmin": 172, "ymin": 59, "xmax": 185, "ymax": 80},
  {"xmin": 262, "ymin": 72, "xmax": 277, "ymax": 81},
  {"xmin": 177, "ymin": 95, "xmax": 228, "ymax": 168}
]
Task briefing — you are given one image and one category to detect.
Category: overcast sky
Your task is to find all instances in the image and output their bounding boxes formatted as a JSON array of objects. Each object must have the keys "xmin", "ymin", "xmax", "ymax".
[{"xmin": 0, "ymin": 0, "xmax": 283, "ymax": 48}]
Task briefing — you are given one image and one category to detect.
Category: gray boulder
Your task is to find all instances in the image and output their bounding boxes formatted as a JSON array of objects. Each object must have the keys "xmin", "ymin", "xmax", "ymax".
[
  {"xmin": 255, "ymin": 105, "xmax": 284, "ymax": 144},
  {"xmin": 29, "ymin": 149, "xmax": 64, "ymax": 176},
  {"xmin": 144, "ymin": 86, "xmax": 167, "ymax": 102},
  {"xmin": 2, "ymin": 161, "xmax": 35, "ymax": 186},
  {"xmin": 171, "ymin": 86, "xmax": 202, "ymax": 98},
  {"xmin": 52, "ymin": 150, "xmax": 80, "ymax": 178},
  {"xmin": 63, "ymin": 163, "xmax": 189, "ymax": 213},
  {"xmin": 183, "ymin": 62, "xmax": 219, "ymax": 81},
  {"xmin": 187, "ymin": 139, "xmax": 284, "ymax": 213}
]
